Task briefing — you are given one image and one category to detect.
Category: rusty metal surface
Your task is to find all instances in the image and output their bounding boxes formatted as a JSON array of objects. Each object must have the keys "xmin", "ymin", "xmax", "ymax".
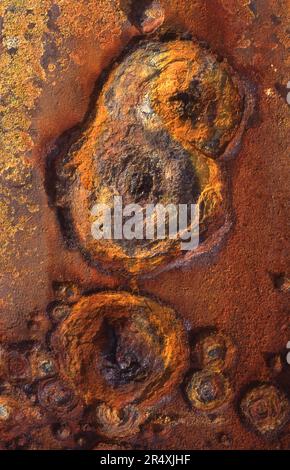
[{"xmin": 0, "ymin": 0, "xmax": 289, "ymax": 450}]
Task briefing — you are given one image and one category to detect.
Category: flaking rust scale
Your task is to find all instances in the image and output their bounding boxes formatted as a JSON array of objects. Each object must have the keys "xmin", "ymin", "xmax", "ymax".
[{"xmin": 0, "ymin": 0, "xmax": 289, "ymax": 452}]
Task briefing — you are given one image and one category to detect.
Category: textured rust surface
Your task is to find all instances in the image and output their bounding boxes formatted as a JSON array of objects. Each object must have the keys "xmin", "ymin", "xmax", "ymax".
[
  {"xmin": 0, "ymin": 0, "xmax": 289, "ymax": 450},
  {"xmin": 52, "ymin": 38, "xmax": 249, "ymax": 276}
]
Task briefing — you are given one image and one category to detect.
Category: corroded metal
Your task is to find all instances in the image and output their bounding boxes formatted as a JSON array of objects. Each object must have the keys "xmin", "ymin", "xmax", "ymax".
[
  {"xmin": 186, "ymin": 370, "xmax": 232, "ymax": 412},
  {"xmin": 191, "ymin": 331, "xmax": 237, "ymax": 372},
  {"xmin": 0, "ymin": 0, "xmax": 289, "ymax": 452},
  {"xmin": 240, "ymin": 384, "xmax": 290, "ymax": 437},
  {"xmin": 52, "ymin": 292, "xmax": 189, "ymax": 409},
  {"xmin": 53, "ymin": 38, "xmax": 250, "ymax": 276}
]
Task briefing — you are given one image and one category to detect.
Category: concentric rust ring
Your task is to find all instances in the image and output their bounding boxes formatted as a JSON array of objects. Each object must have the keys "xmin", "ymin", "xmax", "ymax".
[
  {"xmin": 240, "ymin": 384, "xmax": 290, "ymax": 437},
  {"xmin": 37, "ymin": 378, "xmax": 79, "ymax": 418},
  {"xmin": 52, "ymin": 292, "xmax": 189, "ymax": 409},
  {"xmin": 191, "ymin": 331, "xmax": 237, "ymax": 373},
  {"xmin": 185, "ymin": 370, "xmax": 232, "ymax": 413}
]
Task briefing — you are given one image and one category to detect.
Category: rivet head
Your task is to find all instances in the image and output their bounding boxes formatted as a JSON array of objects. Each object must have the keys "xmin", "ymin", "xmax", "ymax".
[{"xmin": 240, "ymin": 384, "xmax": 290, "ymax": 437}]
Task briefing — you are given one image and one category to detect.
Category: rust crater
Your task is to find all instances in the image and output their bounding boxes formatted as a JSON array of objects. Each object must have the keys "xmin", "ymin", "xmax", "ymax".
[
  {"xmin": 47, "ymin": 38, "xmax": 252, "ymax": 276},
  {"xmin": 51, "ymin": 291, "xmax": 189, "ymax": 410}
]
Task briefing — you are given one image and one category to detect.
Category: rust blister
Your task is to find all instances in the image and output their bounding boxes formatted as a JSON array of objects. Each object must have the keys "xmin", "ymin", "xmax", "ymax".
[
  {"xmin": 37, "ymin": 378, "xmax": 81, "ymax": 418},
  {"xmin": 239, "ymin": 384, "xmax": 290, "ymax": 437},
  {"xmin": 191, "ymin": 330, "xmax": 237, "ymax": 373},
  {"xmin": 52, "ymin": 39, "xmax": 252, "ymax": 277},
  {"xmin": 185, "ymin": 370, "xmax": 233, "ymax": 413},
  {"xmin": 51, "ymin": 291, "xmax": 189, "ymax": 411}
]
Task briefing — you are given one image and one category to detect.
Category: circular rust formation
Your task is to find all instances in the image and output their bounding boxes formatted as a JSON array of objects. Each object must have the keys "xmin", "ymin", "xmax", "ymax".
[
  {"xmin": 53, "ymin": 282, "xmax": 82, "ymax": 304},
  {"xmin": 54, "ymin": 39, "xmax": 247, "ymax": 276},
  {"xmin": 240, "ymin": 384, "xmax": 290, "ymax": 437},
  {"xmin": 5, "ymin": 351, "xmax": 31, "ymax": 383},
  {"xmin": 1, "ymin": 347, "xmax": 58, "ymax": 384},
  {"xmin": 37, "ymin": 378, "xmax": 79, "ymax": 416},
  {"xmin": 186, "ymin": 370, "xmax": 232, "ymax": 412},
  {"xmin": 95, "ymin": 402, "xmax": 144, "ymax": 438},
  {"xmin": 0, "ymin": 0, "xmax": 289, "ymax": 452},
  {"xmin": 191, "ymin": 331, "xmax": 236, "ymax": 372},
  {"xmin": 52, "ymin": 292, "xmax": 189, "ymax": 408},
  {"xmin": 29, "ymin": 349, "xmax": 57, "ymax": 380}
]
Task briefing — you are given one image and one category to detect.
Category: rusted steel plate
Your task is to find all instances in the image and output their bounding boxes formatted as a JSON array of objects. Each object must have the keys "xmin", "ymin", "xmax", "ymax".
[{"xmin": 0, "ymin": 0, "xmax": 289, "ymax": 450}]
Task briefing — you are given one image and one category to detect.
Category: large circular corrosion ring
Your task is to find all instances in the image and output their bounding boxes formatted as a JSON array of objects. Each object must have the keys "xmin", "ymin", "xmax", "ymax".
[
  {"xmin": 52, "ymin": 292, "xmax": 189, "ymax": 410},
  {"xmin": 53, "ymin": 39, "xmax": 251, "ymax": 276}
]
